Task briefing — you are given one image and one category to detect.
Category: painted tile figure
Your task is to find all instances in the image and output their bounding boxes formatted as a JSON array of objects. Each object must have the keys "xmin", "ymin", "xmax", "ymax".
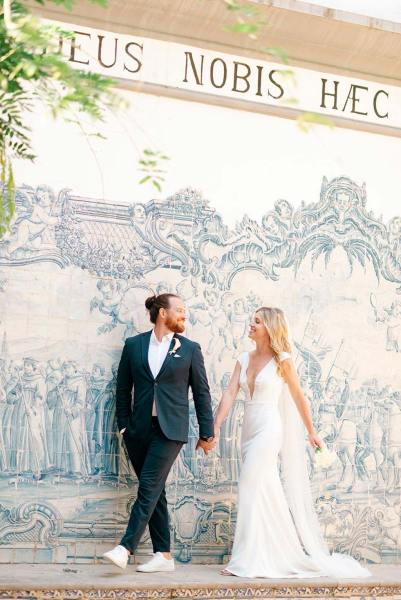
[
  {"xmin": 86, "ymin": 363, "xmax": 108, "ymax": 473},
  {"xmin": 0, "ymin": 186, "xmax": 59, "ymax": 258},
  {"xmin": 45, "ymin": 359, "xmax": 63, "ymax": 470},
  {"xmin": 9, "ymin": 358, "xmax": 49, "ymax": 477},
  {"xmin": 58, "ymin": 361, "xmax": 90, "ymax": 477}
]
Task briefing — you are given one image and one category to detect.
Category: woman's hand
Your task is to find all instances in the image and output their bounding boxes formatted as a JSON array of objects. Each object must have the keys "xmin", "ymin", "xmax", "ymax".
[{"xmin": 308, "ymin": 432, "xmax": 323, "ymax": 450}]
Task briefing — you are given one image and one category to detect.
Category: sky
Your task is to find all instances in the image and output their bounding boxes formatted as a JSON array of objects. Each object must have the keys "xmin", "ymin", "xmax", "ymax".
[{"xmin": 304, "ymin": 0, "xmax": 401, "ymax": 23}]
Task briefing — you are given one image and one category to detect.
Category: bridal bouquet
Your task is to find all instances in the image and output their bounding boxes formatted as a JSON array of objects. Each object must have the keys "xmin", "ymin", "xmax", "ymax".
[{"xmin": 314, "ymin": 443, "xmax": 337, "ymax": 469}]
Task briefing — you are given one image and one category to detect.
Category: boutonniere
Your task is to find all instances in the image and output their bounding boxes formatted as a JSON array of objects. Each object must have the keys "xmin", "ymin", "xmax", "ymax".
[{"xmin": 169, "ymin": 337, "xmax": 181, "ymax": 356}]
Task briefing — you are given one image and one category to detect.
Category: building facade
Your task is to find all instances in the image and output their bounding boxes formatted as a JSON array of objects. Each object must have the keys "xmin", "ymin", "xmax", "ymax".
[{"xmin": 0, "ymin": 0, "xmax": 401, "ymax": 564}]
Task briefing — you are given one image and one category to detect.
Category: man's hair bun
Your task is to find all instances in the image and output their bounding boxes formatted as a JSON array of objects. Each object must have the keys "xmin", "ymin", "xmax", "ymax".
[
  {"xmin": 145, "ymin": 295, "xmax": 157, "ymax": 311},
  {"xmin": 145, "ymin": 292, "xmax": 180, "ymax": 324}
]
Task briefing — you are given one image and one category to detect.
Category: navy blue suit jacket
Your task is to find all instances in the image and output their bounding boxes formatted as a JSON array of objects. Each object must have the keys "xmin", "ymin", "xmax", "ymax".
[{"xmin": 115, "ymin": 330, "xmax": 214, "ymax": 443}]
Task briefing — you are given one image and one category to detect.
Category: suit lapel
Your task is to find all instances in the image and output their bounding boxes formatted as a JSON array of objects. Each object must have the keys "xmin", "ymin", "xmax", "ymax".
[
  {"xmin": 140, "ymin": 330, "xmax": 154, "ymax": 381},
  {"xmin": 156, "ymin": 336, "xmax": 176, "ymax": 380}
]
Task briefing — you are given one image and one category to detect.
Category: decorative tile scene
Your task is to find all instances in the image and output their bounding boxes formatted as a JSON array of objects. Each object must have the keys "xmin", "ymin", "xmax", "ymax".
[{"xmin": 0, "ymin": 176, "xmax": 400, "ymax": 564}]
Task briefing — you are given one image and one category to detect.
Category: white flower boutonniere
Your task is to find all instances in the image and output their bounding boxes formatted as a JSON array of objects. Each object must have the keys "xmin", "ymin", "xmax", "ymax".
[{"xmin": 169, "ymin": 337, "xmax": 181, "ymax": 356}]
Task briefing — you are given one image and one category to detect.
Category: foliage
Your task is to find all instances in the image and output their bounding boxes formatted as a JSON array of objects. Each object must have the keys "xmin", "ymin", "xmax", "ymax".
[
  {"xmin": 220, "ymin": 0, "xmax": 334, "ymax": 130},
  {"xmin": 297, "ymin": 112, "xmax": 336, "ymax": 132},
  {"xmin": 223, "ymin": 0, "xmax": 266, "ymax": 39},
  {"xmin": 0, "ymin": 0, "xmax": 118, "ymax": 237},
  {"xmin": 0, "ymin": 0, "xmax": 336, "ymax": 234},
  {"xmin": 138, "ymin": 149, "xmax": 170, "ymax": 192}
]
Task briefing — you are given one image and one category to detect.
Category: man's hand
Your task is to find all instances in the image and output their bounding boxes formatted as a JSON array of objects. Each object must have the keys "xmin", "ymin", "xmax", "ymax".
[{"xmin": 196, "ymin": 438, "xmax": 216, "ymax": 455}]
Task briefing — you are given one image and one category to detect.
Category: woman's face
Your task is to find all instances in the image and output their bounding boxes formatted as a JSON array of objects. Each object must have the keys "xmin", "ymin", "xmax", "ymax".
[{"xmin": 248, "ymin": 312, "xmax": 270, "ymax": 343}]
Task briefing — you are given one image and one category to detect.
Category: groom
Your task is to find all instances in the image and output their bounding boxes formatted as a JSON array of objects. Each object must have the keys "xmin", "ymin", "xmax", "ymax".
[{"xmin": 103, "ymin": 293, "xmax": 215, "ymax": 572}]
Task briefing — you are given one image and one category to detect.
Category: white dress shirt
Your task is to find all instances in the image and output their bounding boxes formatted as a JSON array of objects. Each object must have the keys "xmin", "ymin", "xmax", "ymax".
[
  {"xmin": 120, "ymin": 330, "xmax": 174, "ymax": 433},
  {"xmin": 149, "ymin": 330, "xmax": 174, "ymax": 416}
]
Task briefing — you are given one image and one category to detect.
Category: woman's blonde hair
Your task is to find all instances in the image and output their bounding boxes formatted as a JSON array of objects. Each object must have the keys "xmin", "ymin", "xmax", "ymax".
[{"xmin": 256, "ymin": 307, "xmax": 291, "ymax": 377}]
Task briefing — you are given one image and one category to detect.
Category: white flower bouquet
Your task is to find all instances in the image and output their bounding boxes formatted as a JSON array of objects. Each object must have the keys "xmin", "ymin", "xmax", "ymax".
[{"xmin": 314, "ymin": 443, "xmax": 337, "ymax": 469}]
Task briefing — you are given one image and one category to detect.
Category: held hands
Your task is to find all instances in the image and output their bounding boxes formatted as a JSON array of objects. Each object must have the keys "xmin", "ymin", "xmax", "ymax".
[
  {"xmin": 308, "ymin": 432, "xmax": 323, "ymax": 450},
  {"xmin": 196, "ymin": 438, "xmax": 216, "ymax": 455}
]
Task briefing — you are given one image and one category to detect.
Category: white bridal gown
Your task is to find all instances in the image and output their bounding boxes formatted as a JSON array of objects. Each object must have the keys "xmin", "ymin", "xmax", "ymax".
[{"xmin": 225, "ymin": 351, "xmax": 371, "ymax": 579}]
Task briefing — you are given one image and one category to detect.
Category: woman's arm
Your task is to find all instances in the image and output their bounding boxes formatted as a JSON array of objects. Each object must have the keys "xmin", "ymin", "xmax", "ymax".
[
  {"xmin": 214, "ymin": 361, "xmax": 241, "ymax": 436},
  {"xmin": 281, "ymin": 358, "xmax": 323, "ymax": 449}
]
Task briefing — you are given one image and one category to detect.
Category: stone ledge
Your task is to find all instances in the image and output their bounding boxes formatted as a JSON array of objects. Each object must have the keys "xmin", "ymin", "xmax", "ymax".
[
  {"xmin": 2, "ymin": 587, "xmax": 401, "ymax": 600},
  {"xmin": 27, "ymin": 0, "xmax": 401, "ymax": 86},
  {"xmin": 0, "ymin": 565, "xmax": 400, "ymax": 599}
]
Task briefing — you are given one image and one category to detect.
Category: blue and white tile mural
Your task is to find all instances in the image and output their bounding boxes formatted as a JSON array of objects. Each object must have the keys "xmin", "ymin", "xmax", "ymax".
[{"xmin": 0, "ymin": 175, "xmax": 400, "ymax": 564}]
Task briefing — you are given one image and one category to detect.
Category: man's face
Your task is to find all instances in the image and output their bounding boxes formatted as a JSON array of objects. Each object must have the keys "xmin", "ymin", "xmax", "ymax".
[
  {"xmin": 234, "ymin": 299, "xmax": 243, "ymax": 313},
  {"xmin": 92, "ymin": 366, "xmax": 102, "ymax": 377},
  {"xmin": 63, "ymin": 364, "xmax": 74, "ymax": 376},
  {"xmin": 36, "ymin": 191, "xmax": 48, "ymax": 206},
  {"xmin": 164, "ymin": 296, "xmax": 186, "ymax": 333},
  {"xmin": 24, "ymin": 362, "xmax": 34, "ymax": 376},
  {"xmin": 334, "ymin": 191, "xmax": 351, "ymax": 212},
  {"xmin": 389, "ymin": 217, "xmax": 401, "ymax": 235}
]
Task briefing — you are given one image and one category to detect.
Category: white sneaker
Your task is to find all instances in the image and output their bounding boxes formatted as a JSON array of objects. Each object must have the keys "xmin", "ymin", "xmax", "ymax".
[
  {"xmin": 102, "ymin": 545, "xmax": 129, "ymax": 569},
  {"xmin": 136, "ymin": 552, "xmax": 175, "ymax": 573}
]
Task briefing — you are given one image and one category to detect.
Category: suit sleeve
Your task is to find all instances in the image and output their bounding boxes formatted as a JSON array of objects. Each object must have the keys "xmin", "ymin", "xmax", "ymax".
[
  {"xmin": 189, "ymin": 343, "xmax": 214, "ymax": 438},
  {"xmin": 115, "ymin": 341, "xmax": 133, "ymax": 431}
]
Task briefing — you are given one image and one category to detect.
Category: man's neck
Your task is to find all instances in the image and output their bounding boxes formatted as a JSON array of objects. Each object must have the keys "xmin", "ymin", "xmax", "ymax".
[{"xmin": 153, "ymin": 324, "xmax": 174, "ymax": 343}]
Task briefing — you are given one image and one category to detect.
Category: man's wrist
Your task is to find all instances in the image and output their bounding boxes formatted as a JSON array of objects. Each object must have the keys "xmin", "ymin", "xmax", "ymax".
[{"xmin": 200, "ymin": 435, "xmax": 214, "ymax": 442}]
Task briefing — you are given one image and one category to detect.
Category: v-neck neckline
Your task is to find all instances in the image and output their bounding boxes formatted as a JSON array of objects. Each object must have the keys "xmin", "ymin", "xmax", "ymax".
[{"xmin": 245, "ymin": 352, "xmax": 275, "ymax": 400}]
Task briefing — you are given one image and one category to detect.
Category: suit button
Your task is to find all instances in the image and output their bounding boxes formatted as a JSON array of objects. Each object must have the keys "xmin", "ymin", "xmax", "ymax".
[{"xmin": 155, "ymin": 382, "xmax": 158, "ymax": 386}]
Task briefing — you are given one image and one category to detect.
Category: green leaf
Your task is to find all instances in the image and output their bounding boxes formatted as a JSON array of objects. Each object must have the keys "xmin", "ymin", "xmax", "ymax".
[
  {"xmin": 280, "ymin": 96, "xmax": 299, "ymax": 106},
  {"xmin": 275, "ymin": 69, "xmax": 296, "ymax": 82},
  {"xmin": 260, "ymin": 47, "xmax": 289, "ymax": 64},
  {"xmin": 139, "ymin": 175, "xmax": 151, "ymax": 184},
  {"xmin": 224, "ymin": 0, "xmax": 242, "ymax": 11},
  {"xmin": 297, "ymin": 112, "xmax": 335, "ymax": 132},
  {"xmin": 224, "ymin": 22, "xmax": 262, "ymax": 35}
]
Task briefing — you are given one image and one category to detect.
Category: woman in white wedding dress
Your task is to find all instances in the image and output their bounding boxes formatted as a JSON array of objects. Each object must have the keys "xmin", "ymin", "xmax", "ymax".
[{"xmin": 214, "ymin": 307, "xmax": 370, "ymax": 579}]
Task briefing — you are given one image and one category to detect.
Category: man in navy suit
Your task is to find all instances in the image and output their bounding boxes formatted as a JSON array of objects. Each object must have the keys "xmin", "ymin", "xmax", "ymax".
[{"xmin": 103, "ymin": 293, "xmax": 215, "ymax": 572}]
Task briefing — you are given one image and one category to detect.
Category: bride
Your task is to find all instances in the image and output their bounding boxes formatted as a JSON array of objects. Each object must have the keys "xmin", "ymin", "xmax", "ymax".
[{"xmin": 214, "ymin": 306, "xmax": 370, "ymax": 579}]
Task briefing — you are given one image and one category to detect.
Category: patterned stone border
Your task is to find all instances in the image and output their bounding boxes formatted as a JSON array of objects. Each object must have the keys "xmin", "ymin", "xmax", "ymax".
[{"xmin": 1, "ymin": 585, "xmax": 401, "ymax": 599}]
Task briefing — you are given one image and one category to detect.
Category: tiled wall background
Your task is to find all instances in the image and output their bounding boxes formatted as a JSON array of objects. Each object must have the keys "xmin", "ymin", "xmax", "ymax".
[{"xmin": 0, "ymin": 175, "xmax": 400, "ymax": 564}]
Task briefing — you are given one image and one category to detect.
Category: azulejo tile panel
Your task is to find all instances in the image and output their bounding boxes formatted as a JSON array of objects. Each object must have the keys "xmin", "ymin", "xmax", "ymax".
[{"xmin": 0, "ymin": 176, "xmax": 400, "ymax": 563}]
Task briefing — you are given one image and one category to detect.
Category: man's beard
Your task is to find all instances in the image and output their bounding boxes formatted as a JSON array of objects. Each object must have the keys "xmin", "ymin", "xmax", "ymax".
[{"xmin": 165, "ymin": 315, "xmax": 185, "ymax": 333}]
